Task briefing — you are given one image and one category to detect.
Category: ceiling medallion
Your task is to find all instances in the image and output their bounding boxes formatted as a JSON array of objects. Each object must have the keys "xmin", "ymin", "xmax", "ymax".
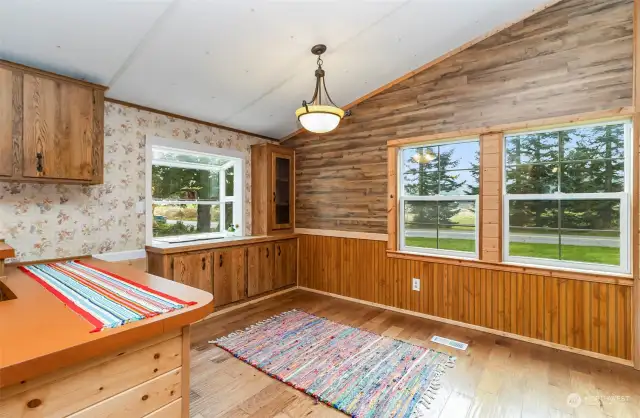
[{"xmin": 295, "ymin": 44, "xmax": 350, "ymax": 134}]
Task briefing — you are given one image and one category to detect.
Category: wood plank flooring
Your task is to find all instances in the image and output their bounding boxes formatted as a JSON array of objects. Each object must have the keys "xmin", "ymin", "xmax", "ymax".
[{"xmin": 190, "ymin": 289, "xmax": 640, "ymax": 418}]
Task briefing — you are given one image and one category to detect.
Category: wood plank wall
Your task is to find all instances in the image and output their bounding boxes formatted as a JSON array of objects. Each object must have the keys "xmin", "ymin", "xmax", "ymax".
[
  {"xmin": 285, "ymin": 0, "xmax": 634, "ymax": 233},
  {"xmin": 298, "ymin": 234, "xmax": 634, "ymax": 360}
]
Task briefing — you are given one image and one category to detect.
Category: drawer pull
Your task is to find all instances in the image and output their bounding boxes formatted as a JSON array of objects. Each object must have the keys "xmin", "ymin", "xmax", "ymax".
[
  {"xmin": 266, "ymin": 247, "xmax": 269, "ymax": 258},
  {"xmin": 202, "ymin": 256, "xmax": 206, "ymax": 271},
  {"xmin": 277, "ymin": 245, "xmax": 281, "ymax": 256},
  {"xmin": 142, "ymin": 394, "xmax": 149, "ymax": 401},
  {"xmin": 154, "ymin": 353, "xmax": 160, "ymax": 359},
  {"xmin": 27, "ymin": 399, "xmax": 42, "ymax": 409},
  {"xmin": 36, "ymin": 153, "xmax": 44, "ymax": 174}
]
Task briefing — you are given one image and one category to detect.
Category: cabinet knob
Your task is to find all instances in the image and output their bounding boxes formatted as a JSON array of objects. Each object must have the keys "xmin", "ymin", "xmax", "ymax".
[
  {"xmin": 201, "ymin": 256, "xmax": 206, "ymax": 270},
  {"xmin": 27, "ymin": 399, "xmax": 42, "ymax": 409},
  {"xmin": 36, "ymin": 153, "xmax": 44, "ymax": 174}
]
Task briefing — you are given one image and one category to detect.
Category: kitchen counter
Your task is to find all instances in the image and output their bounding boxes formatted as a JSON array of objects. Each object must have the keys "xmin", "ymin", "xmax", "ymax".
[
  {"xmin": 146, "ymin": 233, "xmax": 298, "ymax": 254},
  {"xmin": 0, "ymin": 258, "xmax": 213, "ymax": 391}
]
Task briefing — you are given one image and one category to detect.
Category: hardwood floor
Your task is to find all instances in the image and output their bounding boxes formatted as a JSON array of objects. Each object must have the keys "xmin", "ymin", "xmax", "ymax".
[{"xmin": 190, "ymin": 289, "xmax": 640, "ymax": 418}]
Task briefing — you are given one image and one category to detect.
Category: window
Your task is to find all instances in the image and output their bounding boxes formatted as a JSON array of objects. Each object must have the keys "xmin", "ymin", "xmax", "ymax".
[
  {"xmin": 399, "ymin": 138, "xmax": 480, "ymax": 258},
  {"xmin": 503, "ymin": 120, "xmax": 631, "ymax": 273},
  {"xmin": 147, "ymin": 138, "xmax": 244, "ymax": 243}
]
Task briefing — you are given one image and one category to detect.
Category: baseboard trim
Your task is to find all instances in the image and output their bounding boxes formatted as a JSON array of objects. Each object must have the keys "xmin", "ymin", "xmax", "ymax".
[
  {"xmin": 299, "ymin": 286, "xmax": 634, "ymax": 368},
  {"xmin": 199, "ymin": 286, "xmax": 298, "ymax": 321},
  {"xmin": 92, "ymin": 249, "xmax": 146, "ymax": 262}
]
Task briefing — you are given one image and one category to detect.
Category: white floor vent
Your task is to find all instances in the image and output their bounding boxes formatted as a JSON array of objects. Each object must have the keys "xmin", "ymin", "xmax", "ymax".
[{"xmin": 430, "ymin": 335, "xmax": 468, "ymax": 351}]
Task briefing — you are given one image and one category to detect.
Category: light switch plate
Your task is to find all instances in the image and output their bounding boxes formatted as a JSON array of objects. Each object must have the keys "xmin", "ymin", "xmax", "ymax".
[{"xmin": 136, "ymin": 201, "xmax": 145, "ymax": 214}]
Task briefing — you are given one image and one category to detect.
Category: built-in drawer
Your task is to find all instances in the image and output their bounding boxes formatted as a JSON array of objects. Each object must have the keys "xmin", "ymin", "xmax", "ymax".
[
  {"xmin": 0, "ymin": 336, "xmax": 182, "ymax": 418},
  {"xmin": 69, "ymin": 368, "xmax": 182, "ymax": 418},
  {"xmin": 143, "ymin": 399, "xmax": 182, "ymax": 418}
]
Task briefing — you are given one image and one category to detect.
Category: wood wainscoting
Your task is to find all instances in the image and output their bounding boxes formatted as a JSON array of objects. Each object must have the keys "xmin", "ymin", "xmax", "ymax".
[{"xmin": 298, "ymin": 234, "xmax": 634, "ymax": 363}]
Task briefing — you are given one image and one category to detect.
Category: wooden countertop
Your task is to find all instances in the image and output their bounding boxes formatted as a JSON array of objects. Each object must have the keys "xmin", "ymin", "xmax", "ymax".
[
  {"xmin": 146, "ymin": 234, "xmax": 298, "ymax": 254},
  {"xmin": 0, "ymin": 258, "xmax": 213, "ymax": 389}
]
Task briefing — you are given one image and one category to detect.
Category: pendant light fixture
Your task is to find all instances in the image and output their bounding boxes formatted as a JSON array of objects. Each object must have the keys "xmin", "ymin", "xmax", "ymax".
[{"xmin": 295, "ymin": 44, "xmax": 350, "ymax": 134}]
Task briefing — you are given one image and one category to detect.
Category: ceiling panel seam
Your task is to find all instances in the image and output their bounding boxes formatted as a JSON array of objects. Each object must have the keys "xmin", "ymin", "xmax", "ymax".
[{"xmin": 107, "ymin": 0, "xmax": 182, "ymax": 88}]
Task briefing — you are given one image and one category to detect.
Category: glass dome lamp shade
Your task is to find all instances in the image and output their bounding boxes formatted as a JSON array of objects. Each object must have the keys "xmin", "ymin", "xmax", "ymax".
[
  {"xmin": 295, "ymin": 44, "xmax": 350, "ymax": 134},
  {"xmin": 295, "ymin": 105, "xmax": 344, "ymax": 134}
]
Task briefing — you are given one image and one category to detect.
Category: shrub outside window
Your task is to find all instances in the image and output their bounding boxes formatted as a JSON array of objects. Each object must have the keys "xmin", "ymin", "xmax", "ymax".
[
  {"xmin": 399, "ymin": 138, "xmax": 480, "ymax": 258},
  {"xmin": 503, "ymin": 120, "xmax": 631, "ymax": 274},
  {"xmin": 149, "ymin": 143, "xmax": 243, "ymax": 243}
]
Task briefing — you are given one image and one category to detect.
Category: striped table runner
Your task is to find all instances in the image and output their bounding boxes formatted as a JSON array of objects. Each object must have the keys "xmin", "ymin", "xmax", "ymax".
[{"xmin": 20, "ymin": 260, "xmax": 195, "ymax": 332}]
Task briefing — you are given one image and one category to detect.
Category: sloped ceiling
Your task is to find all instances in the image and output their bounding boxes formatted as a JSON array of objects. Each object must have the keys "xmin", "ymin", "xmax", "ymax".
[{"xmin": 0, "ymin": 0, "xmax": 553, "ymax": 139}]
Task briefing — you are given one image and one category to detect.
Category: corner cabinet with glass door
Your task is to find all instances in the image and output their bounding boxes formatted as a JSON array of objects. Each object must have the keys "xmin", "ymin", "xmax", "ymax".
[{"xmin": 251, "ymin": 144, "xmax": 295, "ymax": 234}]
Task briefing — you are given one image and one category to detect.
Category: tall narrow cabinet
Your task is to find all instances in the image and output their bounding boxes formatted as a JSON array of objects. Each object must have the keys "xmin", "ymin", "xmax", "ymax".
[{"xmin": 251, "ymin": 144, "xmax": 295, "ymax": 234}]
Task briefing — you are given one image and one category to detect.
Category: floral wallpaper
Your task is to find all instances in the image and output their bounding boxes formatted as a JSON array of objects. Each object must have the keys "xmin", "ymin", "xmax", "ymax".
[{"xmin": 0, "ymin": 102, "xmax": 267, "ymax": 262}]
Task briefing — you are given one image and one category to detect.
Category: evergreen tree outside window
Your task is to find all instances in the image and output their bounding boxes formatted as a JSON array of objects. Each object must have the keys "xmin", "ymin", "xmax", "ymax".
[
  {"xmin": 148, "ymin": 141, "xmax": 243, "ymax": 243},
  {"xmin": 399, "ymin": 138, "xmax": 480, "ymax": 258},
  {"xmin": 503, "ymin": 120, "xmax": 631, "ymax": 274}
]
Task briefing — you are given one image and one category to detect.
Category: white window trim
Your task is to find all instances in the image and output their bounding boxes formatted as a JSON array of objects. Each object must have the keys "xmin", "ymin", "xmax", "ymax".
[
  {"xmin": 502, "ymin": 120, "xmax": 632, "ymax": 275},
  {"xmin": 145, "ymin": 135, "xmax": 246, "ymax": 244},
  {"xmin": 398, "ymin": 137, "xmax": 480, "ymax": 260}
]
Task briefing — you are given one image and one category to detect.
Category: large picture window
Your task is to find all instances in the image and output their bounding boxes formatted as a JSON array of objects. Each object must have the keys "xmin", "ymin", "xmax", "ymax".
[
  {"xmin": 147, "ymin": 139, "xmax": 243, "ymax": 244},
  {"xmin": 399, "ymin": 138, "xmax": 480, "ymax": 258},
  {"xmin": 503, "ymin": 121, "xmax": 631, "ymax": 273}
]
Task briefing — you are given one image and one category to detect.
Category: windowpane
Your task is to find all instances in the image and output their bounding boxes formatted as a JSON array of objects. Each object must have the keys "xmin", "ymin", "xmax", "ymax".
[
  {"xmin": 403, "ymin": 171, "xmax": 439, "ymax": 196},
  {"xmin": 561, "ymin": 124, "xmax": 625, "ymax": 161},
  {"xmin": 505, "ymin": 132, "xmax": 559, "ymax": 165},
  {"xmin": 508, "ymin": 200, "xmax": 559, "ymax": 259},
  {"xmin": 402, "ymin": 147, "xmax": 438, "ymax": 173},
  {"xmin": 440, "ymin": 170, "xmax": 478, "ymax": 196},
  {"xmin": 225, "ymin": 166, "xmax": 235, "ymax": 197},
  {"xmin": 403, "ymin": 200, "xmax": 475, "ymax": 253},
  {"xmin": 560, "ymin": 200, "xmax": 620, "ymax": 265},
  {"xmin": 152, "ymin": 165, "xmax": 220, "ymax": 201},
  {"xmin": 506, "ymin": 164, "xmax": 558, "ymax": 194},
  {"xmin": 438, "ymin": 141, "xmax": 479, "ymax": 170},
  {"xmin": 152, "ymin": 203, "xmax": 221, "ymax": 238},
  {"xmin": 560, "ymin": 160, "xmax": 624, "ymax": 193},
  {"xmin": 152, "ymin": 148, "xmax": 234, "ymax": 167},
  {"xmin": 224, "ymin": 202, "xmax": 234, "ymax": 231}
]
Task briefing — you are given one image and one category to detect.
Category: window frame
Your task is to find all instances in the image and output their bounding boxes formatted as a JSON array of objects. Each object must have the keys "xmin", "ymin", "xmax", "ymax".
[
  {"xmin": 398, "ymin": 137, "xmax": 480, "ymax": 260},
  {"xmin": 145, "ymin": 136, "xmax": 245, "ymax": 244},
  {"xmin": 501, "ymin": 119, "xmax": 632, "ymax": 274}
]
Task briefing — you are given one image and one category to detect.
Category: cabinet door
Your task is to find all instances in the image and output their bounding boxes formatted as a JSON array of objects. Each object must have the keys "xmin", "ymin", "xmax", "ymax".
[
  {"xmin": 212, "ymin": 248, "xmax": 246, "ymax": 307},
  {"xmin": 0, "ymin": 67, "xmax": 13, "ymax": 177},
  {"xmin": 274, "ymin": 239, "xmax": 297, "ymax": 289},
  {"xmin": 247, "ymin": 243, "xmax": 274, "ymax": 297},
  {"xmin": 22, "ymin": 74, "xmax": 94, "ymax": 180},
  {"xmin": 271, "ymin": 152, "xmax": 294, "ymax": 230},
  {"xmin": 172, "ymin": 252, "xmax": 212, "ymax": 293}
]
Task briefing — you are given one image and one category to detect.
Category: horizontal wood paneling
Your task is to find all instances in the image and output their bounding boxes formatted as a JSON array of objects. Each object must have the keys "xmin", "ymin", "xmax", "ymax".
[
  {"xmin": 286, "ymin": 0, "xmax": 634, "ymax": 232},
  {"xmin": 298, "ymin": 234, "xmax": 633, "ymax": 360}
]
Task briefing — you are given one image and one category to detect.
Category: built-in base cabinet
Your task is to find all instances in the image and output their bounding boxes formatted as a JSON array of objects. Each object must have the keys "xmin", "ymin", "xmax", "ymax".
[
  {"xmin": 0, "ymin": 327, "xmax": 189, "ymax": 418},
  {"xmin": 147, "ymin": 237, "xmax": 297, "ymax": 309}
]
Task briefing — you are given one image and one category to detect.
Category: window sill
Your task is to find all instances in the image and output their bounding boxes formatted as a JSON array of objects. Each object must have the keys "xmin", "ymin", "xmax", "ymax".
[{"xmin": 386, "ymin": 250, "xmax": 635, "ymax": 286}]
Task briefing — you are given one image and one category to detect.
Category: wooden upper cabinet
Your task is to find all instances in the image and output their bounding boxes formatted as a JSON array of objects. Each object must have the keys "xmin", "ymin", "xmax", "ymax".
[
  {"xmin": 247, "ymin": 243, "xmax": 274, "ymax": 297},
  {"xmin": 251, "ymin": 144, "xmax": 295, "ymax": 235},
  {"xmin": 0, "ymin": 67, "xmax": 13, "ymax": 177},
  {"xmin": 172, "ymin": 252, "xmax": 213, "ymax": 293},
  {"xmin": 212, "ymin": 247, "xmax": 246, "ymax": 307},
  {"xmin": 274, "ymin": 239, "xmax": 297, "ymax": 289},
  {"xmin": 0, "ymin": 60, "xmax": 106, "ymax": 184}
]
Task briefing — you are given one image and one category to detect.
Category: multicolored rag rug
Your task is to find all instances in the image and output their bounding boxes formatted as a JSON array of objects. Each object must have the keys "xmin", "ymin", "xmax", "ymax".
[
  {"xmin": 212, "ymin": 310, "xmax": 455, "ymax": 417},
  {"xmin": 20, "ymin": 260, "xmax": 196, "ymax": 333}
]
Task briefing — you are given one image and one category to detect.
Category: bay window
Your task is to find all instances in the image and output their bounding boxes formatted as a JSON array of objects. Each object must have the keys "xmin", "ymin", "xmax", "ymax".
[
  {"xmin": 503, "ymin": 120, "xmax": 631, "ymax": 273},
  {"xmin": 147, "ymin": 138, "xmax": 243, "ymax": 243}
]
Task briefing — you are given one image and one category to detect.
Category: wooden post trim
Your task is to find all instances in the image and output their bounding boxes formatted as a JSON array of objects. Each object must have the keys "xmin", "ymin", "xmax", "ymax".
[{"xmin": 387, "ymin": 147, "xmax": 398, "ymax": 252}]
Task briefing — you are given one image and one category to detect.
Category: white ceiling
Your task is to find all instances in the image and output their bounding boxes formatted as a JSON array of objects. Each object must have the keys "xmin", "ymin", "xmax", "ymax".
[{"xmin": 0, "ymin": 0, "xmax": 551, "ymax": 139}]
